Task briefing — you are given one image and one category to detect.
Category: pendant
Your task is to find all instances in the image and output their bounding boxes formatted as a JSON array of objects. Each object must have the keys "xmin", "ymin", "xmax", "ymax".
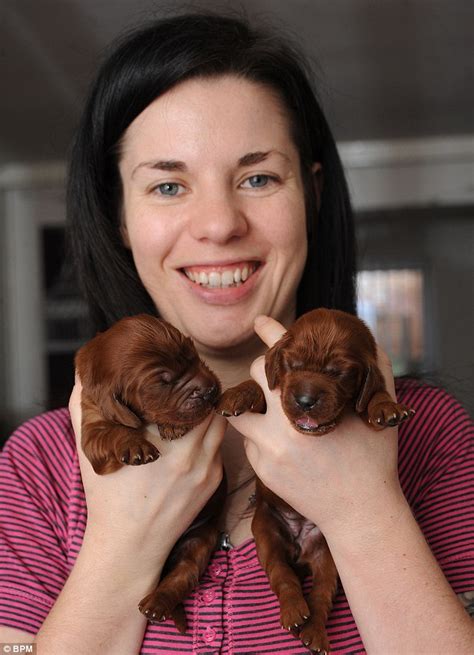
[{"xmin": 219, "ymin": 531, "xmax": 233, "ymax": 551}]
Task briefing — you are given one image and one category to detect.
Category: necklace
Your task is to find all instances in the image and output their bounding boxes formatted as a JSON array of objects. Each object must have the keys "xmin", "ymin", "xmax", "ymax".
[{"xmin": 219, "ymin": 475, "xmax": 257, "ymax": 550}]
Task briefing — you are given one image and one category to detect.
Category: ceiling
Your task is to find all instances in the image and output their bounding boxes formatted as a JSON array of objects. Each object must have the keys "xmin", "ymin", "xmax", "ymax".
[{"xmin": 1, "ymin": 0, "xmax": 473, "ymax": 166}]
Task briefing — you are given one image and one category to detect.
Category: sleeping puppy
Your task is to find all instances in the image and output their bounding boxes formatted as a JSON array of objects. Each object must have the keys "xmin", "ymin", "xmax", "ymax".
[
  {"xmin": 75, "ymin": 313, "xmax": 224, "ymax": 633},
  {"xmin": 216, "ymin": 308, "xmax": 415, "ymax": 653}
]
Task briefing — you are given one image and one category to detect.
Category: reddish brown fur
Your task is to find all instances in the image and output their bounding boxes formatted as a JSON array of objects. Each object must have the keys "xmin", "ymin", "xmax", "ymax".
[
  {"xmin": 75, "ymin": 314, "xmax": 225, "ymax": 633},
  {"xmin": 217, "ymin": 308, "xmax": 414, "ymax": 652}
]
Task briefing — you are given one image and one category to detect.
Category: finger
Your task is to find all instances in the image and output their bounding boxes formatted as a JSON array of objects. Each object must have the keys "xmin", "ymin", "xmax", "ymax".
[
  {"xmin": 254, "ymin": 315, "xmax": 287, "ymax": 348},
  {"xmin": 249, "ymin": 354, "xmax": 268, "ymax": 388},
  {"xmin": 226, "ymin": 410, "xmax": 267, "ymax": 444},
  {"xmin": 201, "ymin": 413, "xmax": 227, "ymax": 454}
]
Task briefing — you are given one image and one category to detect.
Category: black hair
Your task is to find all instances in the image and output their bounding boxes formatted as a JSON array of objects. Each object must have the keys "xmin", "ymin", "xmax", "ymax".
[{"xmin": 67, "ymin": 11, "xmax": 356, "ymax": 332}]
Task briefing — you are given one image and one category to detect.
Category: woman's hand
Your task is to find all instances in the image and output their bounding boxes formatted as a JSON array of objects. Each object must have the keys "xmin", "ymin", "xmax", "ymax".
[
  {"xmin": 227, "ymin": 315, "xmax": 403, "ymax": 538},
  {"xmin": 69, "ymin": 376, "xmax": 226, "ymax": 560}
]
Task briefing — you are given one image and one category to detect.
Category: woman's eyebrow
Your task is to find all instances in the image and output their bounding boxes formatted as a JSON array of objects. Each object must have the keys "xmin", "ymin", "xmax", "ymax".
[
  {"xmin": 238, "ymin": 150, "xmax": 290, "ymax": 166},
  {"xmin": 132, "ymin": 159, "xmax": 187, "ymax": 177},
  {"xmin": 132, "ymin": 150, "xmax": 290, "ymax": 177}
]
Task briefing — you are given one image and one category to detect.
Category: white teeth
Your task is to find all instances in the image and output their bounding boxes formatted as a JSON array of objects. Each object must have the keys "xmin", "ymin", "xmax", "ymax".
[
  {"xmin": 184, "ymin": 264, "xmax": 258, "ymax": 288},
  {"xmin": 208, "ymin": 272, "xmax": 220, "ymax": 287},
  {"xmin": 221, "ymin": 270, "xmax": 234, "ymax": 287}
]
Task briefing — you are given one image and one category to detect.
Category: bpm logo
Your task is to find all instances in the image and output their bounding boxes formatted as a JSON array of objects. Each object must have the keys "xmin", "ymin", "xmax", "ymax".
[{"xmin": 1, "ymin": 646, "xmax": 36, "ymax": 653}]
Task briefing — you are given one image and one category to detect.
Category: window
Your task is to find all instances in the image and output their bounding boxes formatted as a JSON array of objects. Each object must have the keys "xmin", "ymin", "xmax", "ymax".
[{"xmin": 357, "ymin": 269, "xmax": 424, "ymax": 376}]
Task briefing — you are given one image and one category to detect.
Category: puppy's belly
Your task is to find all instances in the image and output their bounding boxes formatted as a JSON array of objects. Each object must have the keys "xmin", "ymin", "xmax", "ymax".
[{"xmin": 275, "ymin": 508, "xmax": 324, "ymax": 563}]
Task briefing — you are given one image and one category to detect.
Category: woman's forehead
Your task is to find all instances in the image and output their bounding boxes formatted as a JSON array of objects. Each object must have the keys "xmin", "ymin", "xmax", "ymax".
[{"xmin": 118, "ymin": 75, "xmax": 296, "ymax": 168}]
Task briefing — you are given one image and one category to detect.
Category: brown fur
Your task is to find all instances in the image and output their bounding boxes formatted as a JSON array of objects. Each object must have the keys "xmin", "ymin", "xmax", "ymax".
[
  {"xmin": 217, "ymin": 308, "xmax": 415, "ymax": 652},
  {"xmin": 75, "ymin": 314, "xmax": 225, "ymax": 633}
]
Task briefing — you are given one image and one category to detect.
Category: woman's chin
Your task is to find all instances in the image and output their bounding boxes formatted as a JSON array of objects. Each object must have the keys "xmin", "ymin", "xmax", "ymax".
[{"xmin": 191, "ymin": 323, "xmax": 261, "ymax": 356}]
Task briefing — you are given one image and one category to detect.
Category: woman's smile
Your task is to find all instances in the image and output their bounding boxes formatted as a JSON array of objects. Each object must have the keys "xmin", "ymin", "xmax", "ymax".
[
  {"xmin": 181, "ymin": 260, "xmax": 261, "ymax": 289},
  {"xmin": 178, "ymin": 260, "xmax": 263, "ymax": 305}
]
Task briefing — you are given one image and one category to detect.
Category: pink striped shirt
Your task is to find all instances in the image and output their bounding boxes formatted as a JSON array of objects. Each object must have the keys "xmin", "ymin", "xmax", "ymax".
[{"xmin": 1, "ymin": 380, "xmax": 473, "ymax": 653}]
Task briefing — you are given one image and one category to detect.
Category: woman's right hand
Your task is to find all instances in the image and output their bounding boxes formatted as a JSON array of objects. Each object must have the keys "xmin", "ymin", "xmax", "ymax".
[{"xmin": 68, "ymin": 375, "xmax": 226, "ymax": 564}]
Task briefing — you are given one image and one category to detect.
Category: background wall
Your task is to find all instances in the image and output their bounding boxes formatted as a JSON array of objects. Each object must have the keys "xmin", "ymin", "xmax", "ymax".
[{"xmin": 0, "ymin": 0, "xmax": 473, "ymax": 438}]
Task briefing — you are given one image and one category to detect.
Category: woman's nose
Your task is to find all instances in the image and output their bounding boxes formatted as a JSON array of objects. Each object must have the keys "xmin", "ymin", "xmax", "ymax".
[{"xmin": 188, "ymin": 189, "xmax": 248, "ymax": 243}]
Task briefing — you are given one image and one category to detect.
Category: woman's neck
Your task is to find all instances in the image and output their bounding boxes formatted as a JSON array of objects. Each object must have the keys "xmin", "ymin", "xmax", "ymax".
[
  {"xmin": 196, "ymin": 335, "xmax": 266, "ymax": 390},
  {"xmin": 194, "ymin": 334, "xmax": 265, "ymax": 488}
]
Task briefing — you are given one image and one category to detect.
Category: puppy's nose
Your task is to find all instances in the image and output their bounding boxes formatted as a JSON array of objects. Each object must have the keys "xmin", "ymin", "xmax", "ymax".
[
  {"xmin": 189, "ymin": 382, "xmax": 219, "ymax": 403},
  {"xmin": 202, "ymin": 384, "xmax": 219, "ymax": 402},
  {"xmin": 295, "ymin": 393, "xmax": 317, "ymax": 410}
]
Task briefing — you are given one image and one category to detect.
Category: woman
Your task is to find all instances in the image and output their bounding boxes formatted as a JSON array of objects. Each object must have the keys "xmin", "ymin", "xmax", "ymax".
[{"xmin": 0, "ymin": 12, "xmax": 472, "ymax": 654}]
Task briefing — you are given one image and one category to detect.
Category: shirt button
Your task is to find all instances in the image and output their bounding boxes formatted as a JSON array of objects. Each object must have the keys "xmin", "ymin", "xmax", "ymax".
[
  {"xmin": 202, "ymin": 589, "xmax": 216, "ymax": 604},
  {"xmin": 202, "ymin": 626, "xmax": 217, "ymax": 643}
]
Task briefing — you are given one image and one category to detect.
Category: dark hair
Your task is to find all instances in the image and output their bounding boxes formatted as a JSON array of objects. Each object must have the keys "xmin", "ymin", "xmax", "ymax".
[{"xmin": 67, "ymin": 11, "xmax": 356, "ymax": 333}]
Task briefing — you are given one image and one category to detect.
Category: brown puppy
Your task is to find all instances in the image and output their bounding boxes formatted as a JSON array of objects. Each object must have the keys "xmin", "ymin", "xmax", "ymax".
[
  {"xmin": 75, "ymin": 314, "xmax": 224, "ymax": 633},
  {"xmin": 216, "ymin": 308, "xmax": 415, "ymax": 653}
]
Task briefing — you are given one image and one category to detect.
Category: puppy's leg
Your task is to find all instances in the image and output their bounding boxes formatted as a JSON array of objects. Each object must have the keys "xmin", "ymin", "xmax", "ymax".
[
  {"xmin": 82, "ymin": 418, "xmax": 159, "ymax": 475},
  {"xmin": 138, "ymin": 522, "xmax": 219, "ymax": 634},
  {"xmin": 252, "ymin": 502, "xmax": 310, "ymax": 632},
  {"xmin": 365, "ymin": 391, "xmax": 415, "ymax": 430},
  {"xmin": 216, "ymin": 379, "xmax": 266, "ymax": 417},
  {"xmin": 299, "ymin": 541, "xmax": 337, "ymax": 654}
]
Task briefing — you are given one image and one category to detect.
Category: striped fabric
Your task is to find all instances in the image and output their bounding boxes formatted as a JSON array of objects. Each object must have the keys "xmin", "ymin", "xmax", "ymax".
[{"xmin": 0, "ymin": 380, "xmax": 473, "ymax": 654}]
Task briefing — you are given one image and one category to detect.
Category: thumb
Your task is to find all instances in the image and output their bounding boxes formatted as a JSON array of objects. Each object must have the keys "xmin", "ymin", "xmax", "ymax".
[{"xmin": 254, "ymin": 315, "xmax": 287, "ymax": 348}]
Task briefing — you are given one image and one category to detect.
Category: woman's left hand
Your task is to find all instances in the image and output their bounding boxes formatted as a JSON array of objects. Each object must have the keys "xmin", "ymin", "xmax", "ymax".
[{"xmin": 226, "ymin": 315, "xmax": 404, "ymax": 538}]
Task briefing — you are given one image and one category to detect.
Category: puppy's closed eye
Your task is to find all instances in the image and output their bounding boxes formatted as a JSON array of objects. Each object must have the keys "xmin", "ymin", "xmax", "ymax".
[
  {"xmin": 323, "ymin": 366, "xmax": 341, "ymax": 377},
  {"xmin": 285, "ymin": 359, "xmax": 304, "ymax": 371}
]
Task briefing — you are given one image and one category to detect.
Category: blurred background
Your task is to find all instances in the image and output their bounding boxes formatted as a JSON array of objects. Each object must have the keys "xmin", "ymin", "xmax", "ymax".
[{"xmin": 0, "ymin": 0, "xmax": 473, "ymax": 439}]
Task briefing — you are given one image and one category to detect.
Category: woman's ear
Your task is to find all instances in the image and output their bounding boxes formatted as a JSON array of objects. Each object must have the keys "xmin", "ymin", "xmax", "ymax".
[
  {"xmin": 120, "ymin": 221, "xmax": 131, "ymax": 249},
  {"xmin": 312, "ymin": 162, "xmax": 323, "ymax": 212}
]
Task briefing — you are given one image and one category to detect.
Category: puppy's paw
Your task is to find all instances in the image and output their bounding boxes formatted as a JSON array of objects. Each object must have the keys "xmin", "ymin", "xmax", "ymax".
[
  {"xmin": 216, "ymin": 380, "xmax": 265, "ymax": 416},
  {"xmin": 117, "ymin": 439, "xmax": 160, "ymax": 466},
  {"xmin": 279, "ymin": 594, "xmax": 310, "ymax": 632},
  {"xmin": 139, "ymin": 593, "xmax": 187, "ymax": 634},
  {"xmin": 368, "ymin": 401, "xmax": 415, "ymax": 430},
  {"xmin": 299, "ymin": 621, "xmax": 330, "ymax": 653}
]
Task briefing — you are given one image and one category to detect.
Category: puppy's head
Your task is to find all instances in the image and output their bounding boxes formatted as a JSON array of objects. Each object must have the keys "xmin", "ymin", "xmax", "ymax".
[
  {"xmin": 265, "ymin": 308, "xmax": 380, "ymax": 435},
  {"xmin": 75, "ymin": 314, "xmax": 220, "ymax": 429}
]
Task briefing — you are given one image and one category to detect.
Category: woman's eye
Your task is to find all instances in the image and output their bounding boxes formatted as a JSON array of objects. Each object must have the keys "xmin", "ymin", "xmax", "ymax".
[
  {"xmin": 154, "ymin": 182, "xmax": 182, "ymax": 196},
  {"xmin": 241, "ymin": 174, "xmax": 274, "ymax": 189}
]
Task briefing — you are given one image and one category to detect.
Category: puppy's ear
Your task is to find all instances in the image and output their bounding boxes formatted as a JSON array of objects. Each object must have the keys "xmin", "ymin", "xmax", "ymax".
[
  {"xmin": 264, "ymin": 333, "xmax": 292, "ymax": 390},
  {"xmin": 355, "ymin": 364, "xmax": 385, "ymax": 413},
  {"xmin": 75, "ymin": 342, "xmax": 142, "ymax": 429},
  {"xmin": 99, "ymin": 393, "xmax": 142, "ymax": 429}
]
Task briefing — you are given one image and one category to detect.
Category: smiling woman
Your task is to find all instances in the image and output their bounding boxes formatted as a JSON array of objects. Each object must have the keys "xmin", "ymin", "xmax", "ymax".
[{"xmin": 0, "ymin": 9, "xmax": 472, "ymax": 655}]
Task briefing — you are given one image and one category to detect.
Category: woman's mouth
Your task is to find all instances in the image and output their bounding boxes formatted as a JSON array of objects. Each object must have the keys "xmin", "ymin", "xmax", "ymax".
[{"xmin": 181, "ymin": 261, "xmax": 260, "ymax": 289}]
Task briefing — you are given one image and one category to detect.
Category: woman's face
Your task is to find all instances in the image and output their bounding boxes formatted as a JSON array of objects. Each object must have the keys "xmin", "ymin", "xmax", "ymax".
[{"xmin": 119, "ymin": 75, "xmax": 310, "ymax": 354}]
